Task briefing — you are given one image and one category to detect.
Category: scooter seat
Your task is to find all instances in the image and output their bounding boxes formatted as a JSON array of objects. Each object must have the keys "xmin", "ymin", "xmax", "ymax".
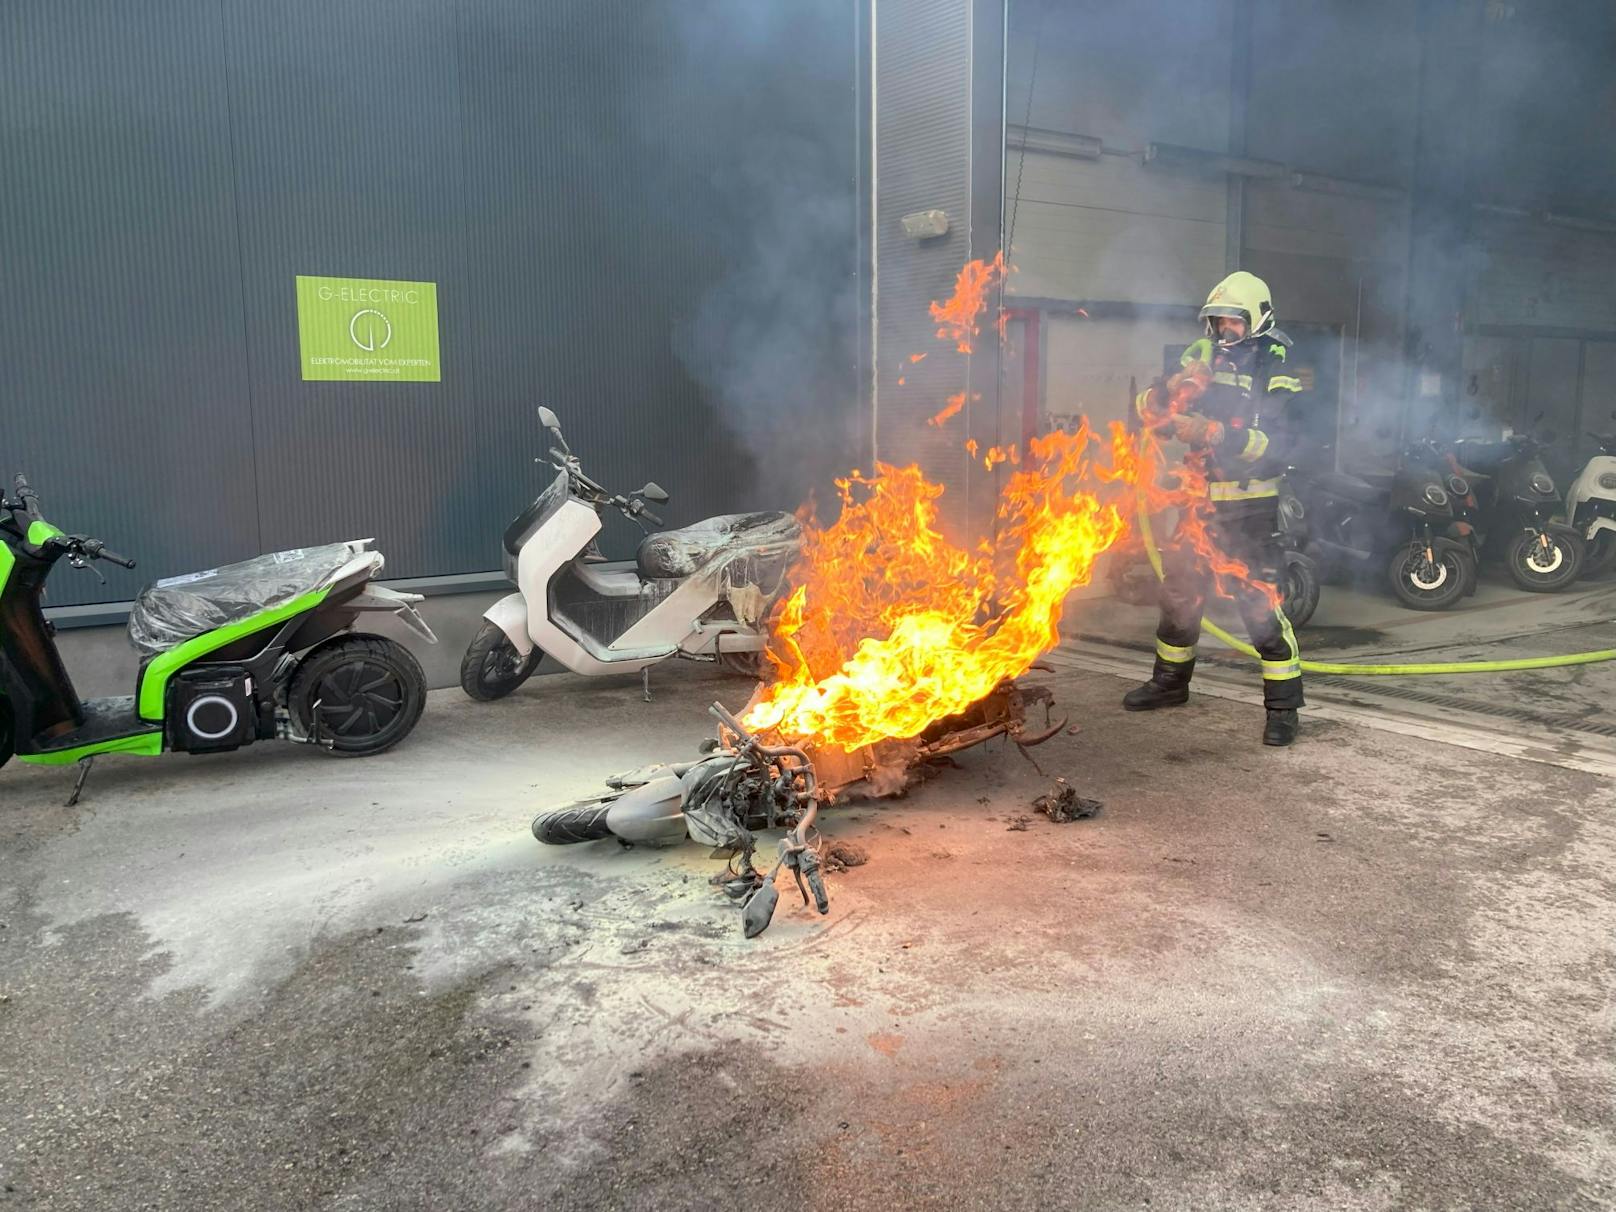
[
  {"xmin": 635, "ymin": 512, "xmax": 800, "ymax": 580},
  {"xmin": 127, "ymin": 543, "xmax": 368, "ymax": 658},
  {"xmin": 1307, "ymin": 471, "xmax": 1386, "ymax": 506}
]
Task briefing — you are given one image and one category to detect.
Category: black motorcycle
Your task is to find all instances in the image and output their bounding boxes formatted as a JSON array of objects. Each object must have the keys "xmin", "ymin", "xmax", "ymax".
[
  {"xmin": 1443, "ymin": 432, "xmax": 1584, "ymax": 593},
  {"xmin": 1282, "ymin": 448, "xmax": 1476, "ymax": 611}
]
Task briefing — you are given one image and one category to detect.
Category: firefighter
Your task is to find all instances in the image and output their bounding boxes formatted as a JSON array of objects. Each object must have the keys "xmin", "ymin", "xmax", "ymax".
[{"xmin": 1124, "ymin": 271, "xmax": 1305, "ymax": 746}]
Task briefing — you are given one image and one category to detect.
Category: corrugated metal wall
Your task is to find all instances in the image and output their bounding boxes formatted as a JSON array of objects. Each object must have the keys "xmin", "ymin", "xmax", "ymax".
[
  {"xmin": 1, "ymin": 0, "xmax": 860, "ymax": 607},
  {"xmin": 872, "ymin": 0, "xmax": 1005, "ymax": 536}
]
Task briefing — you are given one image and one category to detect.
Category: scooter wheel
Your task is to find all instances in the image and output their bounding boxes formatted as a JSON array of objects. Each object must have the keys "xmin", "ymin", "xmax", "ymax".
[
  {"xmin": 0, "ymin": 698, "xmax": 12, "ymax": 771},
  {"xmin": 1506, "ymin": 528, "xmax": 1583, "ymax": 593},
  {"xmin": 1387, "ymin": 543, "xmax": 1470, "ymax": 611},
  {"xmin": 1581, "ymin": 531, "xmax": 1616, "ymax": 580},
  {"xmin": 290, "ymin": 636, "xmax": 428, "ymax": 756},
  {"xmin": 1280, "ymin": 553, "xmax": 1320, "ymax": 630},
  {"xmin": 532, "ymin": 800, "xmax": 616, "ymax": 845},
  {"xmin": 461, "ymin": 620, "xmax": 540, "ymax": 701}
]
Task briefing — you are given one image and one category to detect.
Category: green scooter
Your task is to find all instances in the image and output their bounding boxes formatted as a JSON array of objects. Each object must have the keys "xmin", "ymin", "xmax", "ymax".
[{"xmin": 1, "ymin": 473, "xmax": 435, "ymax": 802}]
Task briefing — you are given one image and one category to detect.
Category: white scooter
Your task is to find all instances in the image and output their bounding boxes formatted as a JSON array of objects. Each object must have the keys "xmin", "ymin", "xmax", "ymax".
[
  {"xmin": 1566, "ymin": 414, "xmax": 1616, "ymax": 579},
  {"xmin": 459, "ymin": 407, "xmax": 801, "ymax": 701}
]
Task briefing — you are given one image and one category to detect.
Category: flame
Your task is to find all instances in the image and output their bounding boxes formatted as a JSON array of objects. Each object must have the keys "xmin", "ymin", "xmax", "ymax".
[
  {"xmin": 929, "ymin": 392, "xmax": 966, "ymax": 428},
  {"xmin": 1130, "ymin": 366, "xmax": 1279, "ymax": 607},
  {"xmin": 743, "ymin": 424, "xmax": 1133, "ymax": 751},
  {"xmin": 739, "ymin": 258, "xmax": 1281, "ymax": 753},
  {"xmin": 909, "ymin": 353, "xmax": 928, "ymax": 364},
  {"xmin": 928, "ymin": 252, "xmax": 1006, "ymax": 354}
]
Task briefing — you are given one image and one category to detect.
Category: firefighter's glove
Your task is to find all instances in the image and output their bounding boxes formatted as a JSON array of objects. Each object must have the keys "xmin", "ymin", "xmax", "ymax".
[
  {"xmin": 1169, "ymin": 412, "xmax": 1224, "ymax": 449},
  {"xmin": 1172, "ymin": 360, "xmax": 1212, "ymax": 393}
]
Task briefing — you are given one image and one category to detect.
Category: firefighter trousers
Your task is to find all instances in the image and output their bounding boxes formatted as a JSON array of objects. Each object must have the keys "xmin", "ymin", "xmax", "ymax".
[{"xmin": 1149, "ymin": 505, "xmax": 1304, "ymax": 710}]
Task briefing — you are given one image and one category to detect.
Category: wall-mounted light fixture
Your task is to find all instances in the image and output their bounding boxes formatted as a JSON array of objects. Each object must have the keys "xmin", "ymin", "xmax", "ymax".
[{"xmin": 900, "ymin": 209, "xmax": 950, "ymax": 240}]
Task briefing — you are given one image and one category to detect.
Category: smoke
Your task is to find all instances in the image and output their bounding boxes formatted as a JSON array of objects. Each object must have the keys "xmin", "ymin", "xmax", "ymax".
[
  {"xmin": 629, "ymin": 0, "xmax": 861, "ymax": 511},
  {"xmin": 1005, "ymin": 0, "xmax": 1616, "ymax": 478},
  {"xmin": 672, "ymin": 130, "xmax": 860, "ymax": 508}
]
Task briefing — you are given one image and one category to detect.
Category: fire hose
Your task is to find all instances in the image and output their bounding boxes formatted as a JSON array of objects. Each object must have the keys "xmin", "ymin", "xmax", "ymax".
[{"xmin": 1132, "ymin": 487, "xmax": 1616, "ymax": 676}]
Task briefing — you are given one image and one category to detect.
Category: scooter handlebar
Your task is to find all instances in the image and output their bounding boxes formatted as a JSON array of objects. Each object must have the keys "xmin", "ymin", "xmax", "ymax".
[
  {"xmin": 84, "ymin": 540, "xmax": 135, "ymax": 569},
  {"xmin": 12, "ymin": 474, "xmax": 42, "ymax": 522}
]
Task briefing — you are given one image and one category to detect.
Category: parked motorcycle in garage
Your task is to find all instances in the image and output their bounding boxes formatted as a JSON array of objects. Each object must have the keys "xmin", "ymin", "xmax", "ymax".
[
  {"xmin": 1564, "ymin": 414, "xmax": 1616, "ymax": 579},
  {"xmin": 0, "ymin": 473, "xmax": 435, "ymax": 794},
  {"xmin": 461, "ymin": 407, "xmax": 801, "ymax": 701},
  {"xmin": 1283, "ymin": 449, "xmax": 1476, "ymax": 611},
  {"xmin": 1445, "ymin": 431, "xmax": 1584, "ymax": 592}
]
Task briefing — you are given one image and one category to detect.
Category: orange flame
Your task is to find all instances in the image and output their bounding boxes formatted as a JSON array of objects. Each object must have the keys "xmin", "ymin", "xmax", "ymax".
[
  {"xmin": 738, "ymin": 256, "xmax": 1280, "ymax": 753},
  {"xmin": 742, "ymin": 424, "xmax": 1133, "ymax": 751},
  {"xmin": 928, "ymin": 252, "xmax": 1006, "ymax": 354},
  {"xmin": 1130, "ymin": 367, "xmax": 1278, "ymax": 607},
  {"xmin": 909, "ymin": 353, "xmax": 928, "ymax": 364},
  {"xmin": 929, "ymin": 392, "xmax": 966, "ymax": 427}
]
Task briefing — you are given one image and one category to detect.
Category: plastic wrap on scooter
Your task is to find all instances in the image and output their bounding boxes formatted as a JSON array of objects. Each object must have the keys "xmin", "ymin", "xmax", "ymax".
[
  {"xmin": 128, "ymin": 543, "xmax": 367, "ymax": 658},
  {"xmin": 635, "ymin": 512, "xmax": 801, "ymax": 580}
]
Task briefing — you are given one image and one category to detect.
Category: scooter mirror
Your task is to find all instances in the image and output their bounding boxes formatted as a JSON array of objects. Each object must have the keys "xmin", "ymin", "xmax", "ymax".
[
  {"xmin": 637, "ymin": 481, "xmax": 671, "ymax": 504},
  {"xmin": 537, "ymin": 406, "xmax": 561, "ymax": 431},
  {"xmin": 741, "ymin": 881, "xmax": 779, "ymax": 938}
]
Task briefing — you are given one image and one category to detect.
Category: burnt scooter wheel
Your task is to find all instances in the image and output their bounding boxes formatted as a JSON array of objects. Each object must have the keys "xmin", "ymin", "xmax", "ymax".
[
  {"xmin": 289, "ymin": 636, "xmax": 427, "ymax": 756},
  {"xmin": 460, "ymin": 620, "xmax": 540, "ymax": 701},
  {"xmin": 1507, "ymin": 528, "xmax": 1583, "ymax": 592},
  {"xmin": 532, "ymin": 799, "xmax": 616, "ymax": 844},
  {"xmin": 1387, "ymin": 542, "xmax": 1470, "ymax": 611}
]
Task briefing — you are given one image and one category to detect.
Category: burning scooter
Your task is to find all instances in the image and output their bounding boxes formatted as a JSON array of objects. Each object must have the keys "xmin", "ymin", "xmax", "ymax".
[{"xmin": 531, "ymin": 678, "xmax": 1066, "ymax": 937}]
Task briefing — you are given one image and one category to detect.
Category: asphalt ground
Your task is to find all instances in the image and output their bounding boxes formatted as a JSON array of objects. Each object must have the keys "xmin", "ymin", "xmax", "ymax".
[{"xmin": 3, "ymin": 647, "xmax": 1613, "ymax": 1210}]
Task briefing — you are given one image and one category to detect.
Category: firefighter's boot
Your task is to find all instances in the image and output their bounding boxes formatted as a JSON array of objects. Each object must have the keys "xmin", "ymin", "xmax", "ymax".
[
  {"xmin": 1262, "ymin": 708, "xmax": 1299, "ymax": 747},
  {"xmin": 1122, "ymin": 679, "xmax": 1191, "ymax": 712}
]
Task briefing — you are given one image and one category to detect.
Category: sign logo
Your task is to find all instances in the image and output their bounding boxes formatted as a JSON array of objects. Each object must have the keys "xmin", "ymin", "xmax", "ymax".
[
  {"xmin": 348, "ymin": 308, "xmax": 392, "ymax": 352},
  {"xmin": 295, "ymin": 276, "xmax": 439, "ymax": 382}
]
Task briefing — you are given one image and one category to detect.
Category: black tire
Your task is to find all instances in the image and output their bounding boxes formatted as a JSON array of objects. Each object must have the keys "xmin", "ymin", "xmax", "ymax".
[
  {"xmin": 717, "ymin": 648, "xmax": 768, "ymax": 680},
  {"xmin": 460, "ymin": 620, "xmax": 540, "ymax": 701},
  {"xmin": 1506, "ymin": 528, "xmax": 1583, "ymax": 593},
  {"xmin": 1108, "ymin": 549, "xmax": 1158, "ymax": 606},
  {"xmin": 532, "ymin": 800, "xmax": 615, "ymax": 844},
  {"xmin": 1387, "ymin": 543, "xmax": 1470, "ymax": 611},
  {"xmin": 1279, "ymin": 553, "xmax": 1320, "ymax": 629},
  {"xmin": 289, "ymin": 635, "xmax": 427, "ymax": 757},
  {"xmin": 0, "ymin": 698, "xmax": 12, "ymax": 771},
  {"xmin": 1581, "ymin": 531, "xmax": 1616, "ymax": 580}
]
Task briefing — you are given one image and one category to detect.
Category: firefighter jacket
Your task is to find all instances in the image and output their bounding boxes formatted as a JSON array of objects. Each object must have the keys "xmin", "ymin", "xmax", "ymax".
[{"xmin": 1135, "ymin": 332, "xmax": 1305, "ymax": 505}]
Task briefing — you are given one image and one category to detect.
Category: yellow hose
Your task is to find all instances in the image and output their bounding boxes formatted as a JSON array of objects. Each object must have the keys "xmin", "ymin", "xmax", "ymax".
[{"xmin": 1133, "ymin": 491, "xmax": 1616, "ymax": 677}]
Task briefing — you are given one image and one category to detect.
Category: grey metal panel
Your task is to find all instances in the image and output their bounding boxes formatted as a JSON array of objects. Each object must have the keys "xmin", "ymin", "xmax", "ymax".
[
  {"xmin": 221, "ymin": 0, "xmax": 477, "ymax": 575},
  {"xmin": 874, "ymin": 0, "xmax": 976, "ymax": 525},
  {"xmin": 4, "ymin": 0, "xmax": 860, "ymax": 607},
  {"xmin": 225, "ymin": 0, "xmax": 859, "ymax": 578},
  {"xmin": 0, "ymin": 0, "xmax": 258, "ymax": 605}
]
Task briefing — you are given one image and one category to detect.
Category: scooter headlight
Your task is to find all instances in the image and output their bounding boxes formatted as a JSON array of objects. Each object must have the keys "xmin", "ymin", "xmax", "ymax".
[
  {"xmin": 1446, "ymin": 475, "xmax": 1469, "ymax": 497},
  {"xmin": 1279, "ymin": 495, "xmax": 1305, "ymax": 523},
  {"xmin": 1423, "ymin": 483, "xmax": 1449, "ymax": 508},
  {"xmin": 1598, "ymin": 472, "xmax": 1616, "ymax": 491},
  {"xmin": 1531, "ymin": 472, "xmax": 1555, "ymax": 496}
]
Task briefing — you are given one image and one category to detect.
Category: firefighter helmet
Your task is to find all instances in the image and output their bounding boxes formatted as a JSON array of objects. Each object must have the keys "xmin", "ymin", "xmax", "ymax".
[{"xmin": 1199, "ymin": 271, "xmax": 1275, "ymax": 342}]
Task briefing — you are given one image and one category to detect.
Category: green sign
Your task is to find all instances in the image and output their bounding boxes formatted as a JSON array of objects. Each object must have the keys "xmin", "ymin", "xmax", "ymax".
[{"xmin": 296, "ymin": 275, "xmax": 440, "ymax": 382}]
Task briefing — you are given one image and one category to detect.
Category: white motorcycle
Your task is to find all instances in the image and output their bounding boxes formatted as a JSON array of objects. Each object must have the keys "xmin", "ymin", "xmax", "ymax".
[
  {"xmin": 460, "ymin": 407, "xmax": 800, "ymax": 701},
  {"xmin": 1566, "ymin": 415, "xmax": 1616, "ymax": 579}
]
